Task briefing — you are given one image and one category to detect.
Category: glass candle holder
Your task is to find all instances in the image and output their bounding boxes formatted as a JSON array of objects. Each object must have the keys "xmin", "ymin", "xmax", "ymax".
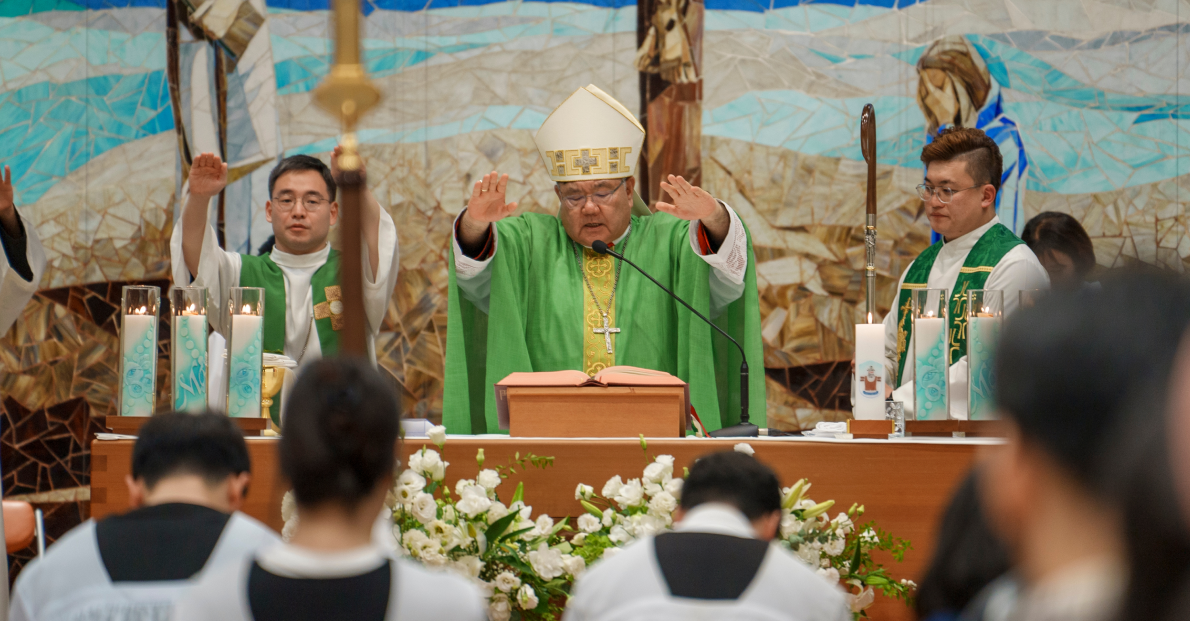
[
  {"xmin": 967, "ymin": 289, "xmax": 1003, "ymax": 421},
  {"xmin": 912, "ymin": 288, "xmax": 949, "ymax": 421},
  {"xmin": 119, "ymin": 286, "xmax": 160, "ymax": 417},
  {"xmin": 170, "ymin": 286, "xmax": 208, "ymax": 412},
  {"xmin": 226, "ymin": 287, "xmax": 264, "ymax": 418}
]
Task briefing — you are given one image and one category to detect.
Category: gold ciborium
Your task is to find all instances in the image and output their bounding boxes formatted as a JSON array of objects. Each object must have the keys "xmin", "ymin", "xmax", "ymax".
[{"xmin": 261, "ymin": 365, "xmax": 286, "ymax": 435}]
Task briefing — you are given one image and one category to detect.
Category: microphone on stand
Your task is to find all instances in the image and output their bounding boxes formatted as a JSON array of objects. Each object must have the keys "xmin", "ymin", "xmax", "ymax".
[{"xmin": 592, "ymin": 240, "xmax": 758, "ymax": 437}]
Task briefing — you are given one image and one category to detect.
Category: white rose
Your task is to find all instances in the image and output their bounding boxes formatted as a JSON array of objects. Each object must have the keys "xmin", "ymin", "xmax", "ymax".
[
  {"xmin": 609, "ymin": 525, "xmax": 632, "ymax": 544},
  {"xmin": 601, "ymin": 546, "xmax": 622, "ymax": 560},
  {"xmin": 601, "ymin": 508, "xmax": 615, "ymax": 528},
  {"xmin": 412, "ymin": 492, "xmax": 438, "ymax": 524},
  {"xmin": 477, "ymin": 469, "xmax": 502, "ymax": 490},
  {"xmin": 456, "ymin": 484, "xmax": 493, "ymax": 518},
  {"xmin": 614, "ymin": 478, "xmax": 645, "ymax": 509},
  {"xmin": 450, "ymin": 555, "xmax": 483, "ymax": 579},
  {"xmin": 734, "ymin": 442, "xmax": 755, "ymax": 456},
  {"xmin": 527, "ymin": 543, "xmax": 566, "ymax": 580},
  {"xmin": 577, "ymin": 513, "xmax": 601, "ymax": 533},
  {"xmin": 562, "ymin": 554, "xmax": 586, "ymax": 577},
  {"xmin": 428, "ymin": 424, "xmax": 447, "ymax": 447},
  {"xmin": 493, "ymin": 571, "xmax": 521, "ymax": 593},
  {"xmin": 664, "ymin": 477, "xmax": 683, "ymax": 497},
  {"xmin": 817, "ymin": 567, "xmax": 840, "ymax": 583},
  {"xmin": 824, "ymin": 537, "xmax": 846, "ymax": 556},
  {"xmin": 572, "ymin": 532, "xmax": 587, "ymax": 546},
  {"xmin": 394, "ymin": 470, "xmax": 426, "ymax": 503},
  {"xmin": 575, "ymin": 483, "xmax": 594, "ymax": 500},
  {"xmin": 488, "ymin": 594, "xmax": 512, "ymax": 621},
  {"xmin": 487, "ymin": 501, "xmax": 510, "ymax": 524},
  {"xmin": 602, "ymin": 475, "xmax": 624, "ymax": 498},
  {"xmin": 535, "ymin": 514, "xmax": 555, "ymax": 535},
  {"xmin": 517, "ymin": 584, "xmax": 539, "ymax": 610},
  {"xmin": 647, "ymin": 491, "xmax": 677, "ymax": 517}
]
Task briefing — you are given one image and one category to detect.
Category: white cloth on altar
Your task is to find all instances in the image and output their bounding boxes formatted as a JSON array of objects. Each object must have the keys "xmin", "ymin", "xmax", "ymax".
[
  {"xmin": 452, "ymin": 203, "xmax": 748, "ymax": 317},
  {"xmin": 0, "ymin": 209, "xmax": 46, "ymax": 335},
  {"xmin": 563, "ymin": 503, "xmax": 850, "ymax": 621},
  {"xmin": 883, "ymin": 216, "xmax": 1049, "ymax": 419}
]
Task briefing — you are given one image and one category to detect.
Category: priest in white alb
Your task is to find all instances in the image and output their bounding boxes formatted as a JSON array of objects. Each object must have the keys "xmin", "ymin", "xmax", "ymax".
[
  {"xmin": 885, "ymin": 127, "xmax": 1049, "ymax": 418},
  {"xmin": 443, "ymin": 85, "xmax": 765, "ymax": 435},
  {"xmin": 171, "ymin": 151, "xmax": 399, "ymax": 424},
  {"xmin": 0, "ymin": 165, "xmax": 47, "ymax": 335}
]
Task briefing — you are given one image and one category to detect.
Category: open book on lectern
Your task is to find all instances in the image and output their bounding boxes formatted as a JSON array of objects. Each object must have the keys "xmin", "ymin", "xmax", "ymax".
[{"xmin": 495, "ymin": 366, "xmax": 690, "ymax": 430}]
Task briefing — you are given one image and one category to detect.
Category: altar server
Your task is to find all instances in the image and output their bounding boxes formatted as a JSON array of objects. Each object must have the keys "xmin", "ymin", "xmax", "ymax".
[
  {"xmin": 9, "ymin": 412, "xmax": 278, "ymax": 621},
  {"xmin": 445, "ymin": 84, "xmax": 764, "ymax": 434},
  {"xmin": 171, "ymin": 150, "xmax": 399, "ymax": 424},
  {"xmin": 884, "ymin": 127, "xmax": 1049, "ymax": 418},
  {"xmin": 0, "ymin": 165, "xmax": 47, "ymax": 335},
  {"xmin": 175, "ymin": 358, "xmax": 485, "ymax": 621},
  {"xmin": 565, "ymin": 451, "xmax": 849, "ymax": 621}
]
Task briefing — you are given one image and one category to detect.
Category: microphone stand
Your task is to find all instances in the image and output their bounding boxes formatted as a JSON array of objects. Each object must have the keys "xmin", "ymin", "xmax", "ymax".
[{"xmin": 592, "ymin": 240, "xmax": 758, "ymax": 437}]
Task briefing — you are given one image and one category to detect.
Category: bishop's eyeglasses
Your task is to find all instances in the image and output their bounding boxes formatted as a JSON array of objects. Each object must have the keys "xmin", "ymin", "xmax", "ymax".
[{"xmin": 560, "ymin": 178, "xmax": 626, "ymax": 210}]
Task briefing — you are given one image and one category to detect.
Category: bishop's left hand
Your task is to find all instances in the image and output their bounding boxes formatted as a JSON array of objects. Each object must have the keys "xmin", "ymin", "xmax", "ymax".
[
  {"xmin": 655, "ymin": 174, "xmax": 724, "ymax": 223},
  {"xmin": 330, "ymin": 145, "xmax": 366, "ymax": 183}
]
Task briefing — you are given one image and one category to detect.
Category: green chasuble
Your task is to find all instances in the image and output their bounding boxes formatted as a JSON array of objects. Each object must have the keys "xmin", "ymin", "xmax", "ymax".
[
  {"xmin": 443, "ymin": 211, "xmax": 767, "ymax": 434},
  {"xmin": 239, "ymin": 250, "xmax": 342, "ymax": 424},
  {"xmin": 894, "ymin": 223, "xmax": 1023, "ymax": 386}
]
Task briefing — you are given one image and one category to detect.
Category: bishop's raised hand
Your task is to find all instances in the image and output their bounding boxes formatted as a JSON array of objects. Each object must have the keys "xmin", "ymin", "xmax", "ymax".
[
  {"xmin": 654, "ymin": 174, "xmax": 721, "ymax": 222},
  {"xmin": 188, "ymin": 153, "xmax": 228, "ymax": 199},
  {"xmin": 465, "ymin": 171, "xmax": 518, "ymax": 224}
]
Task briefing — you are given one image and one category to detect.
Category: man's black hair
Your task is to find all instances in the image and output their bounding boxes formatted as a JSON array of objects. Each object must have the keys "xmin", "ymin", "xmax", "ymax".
[
  {"xmin": 281, "ymin": 357, "xmax": 401, "ymax": 508},
  {"xmin": 267, "ymin": 154, "xmax": 336, "ymax": 200},
  {"xmin": 131, "ymin": 411, "xmax": 251, "ymax": 490},
  {"xmin": 680, "ymin": 451, "xmax": 781, "ymax": 521}
]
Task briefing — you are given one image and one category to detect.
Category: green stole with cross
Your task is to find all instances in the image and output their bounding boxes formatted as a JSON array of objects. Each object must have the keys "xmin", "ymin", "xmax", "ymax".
[
  {"xmin": 239, "ymin": 250, "xmax": 342, "ymax": 423},
  {"xmin": 894, "ymin": 224, "xmax": 1023, "ymax": 387}
]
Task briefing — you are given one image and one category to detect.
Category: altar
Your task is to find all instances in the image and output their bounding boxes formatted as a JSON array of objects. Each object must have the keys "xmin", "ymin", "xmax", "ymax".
[{"xmin": 90, "ymin": 434, "xmax": 990, "ymax": 620}]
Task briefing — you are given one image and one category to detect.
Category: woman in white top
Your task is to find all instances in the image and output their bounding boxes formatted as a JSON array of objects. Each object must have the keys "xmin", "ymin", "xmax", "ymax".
[{"xmin": 175, "ymin": 358, "xmax": 485, "ymax": 621}]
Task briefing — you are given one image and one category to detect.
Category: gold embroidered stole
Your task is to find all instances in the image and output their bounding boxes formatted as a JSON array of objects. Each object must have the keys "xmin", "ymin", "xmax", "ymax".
[{"xmin": 581, "ymin": 247, "xmax": 617, "ymax": 376}]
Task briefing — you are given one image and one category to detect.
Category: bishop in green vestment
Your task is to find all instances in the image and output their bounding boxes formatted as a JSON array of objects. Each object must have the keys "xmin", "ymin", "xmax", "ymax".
[{"xmin": 443, "ymin": 85, "xmax": 765, "ymax": 434}]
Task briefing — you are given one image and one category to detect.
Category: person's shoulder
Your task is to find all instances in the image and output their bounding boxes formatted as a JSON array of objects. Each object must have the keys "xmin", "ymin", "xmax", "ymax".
[
  {"xmin": 392, "ymin": 558, "xmax": 486, "ymax": 618},
  {"xmin": 758, "ymin": 545, "xmax": 849, "ymax": 613},
  {"xmin": 173, "ymin": 555, "xmax": 254, "ymax": 621},
  {"xmin": 15, "ymin": 519, "xmax": 99, "ymax": 586},
  {"xmin": 226, "ymin": 511, "xmax": 283, "ymax": 543}
]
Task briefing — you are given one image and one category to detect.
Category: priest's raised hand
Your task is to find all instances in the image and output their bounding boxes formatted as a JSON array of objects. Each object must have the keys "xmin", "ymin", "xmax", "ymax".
[
  {"xmin": 0, "ymin": 163, "xmax": 48, "ymax": 335},
  {"xmin": 458, "ymin": 170, "xmax": 518, "ymax": 255}
]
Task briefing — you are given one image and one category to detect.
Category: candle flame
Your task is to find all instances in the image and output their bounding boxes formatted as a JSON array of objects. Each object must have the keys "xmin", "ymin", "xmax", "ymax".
[
  {"xmin": 981, "ymin": 306, "xmax": 992, "ymax": 315},
  {"xmin": 187, "ymin": 303, "xmax": 197, "ymax": 312},
  {"xmin": 242, "ymin": 304, "xmax": 253, "ymax": 314},
  {"xmin": 132, "ymin": 305, "xmax": 148, "ymax": 315},
  {"xmin": 925, "ymin": 311, "xmax": 936, "ymax": 318},
  {"xmin": 866, "ymin": 312, "xmax": 874, "ymax": 324}
]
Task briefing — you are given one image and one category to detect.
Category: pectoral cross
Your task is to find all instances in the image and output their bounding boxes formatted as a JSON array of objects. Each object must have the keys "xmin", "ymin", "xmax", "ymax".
[{"xmin": 592, "ymin": 312, "xmax": 620, "ymax": 354}]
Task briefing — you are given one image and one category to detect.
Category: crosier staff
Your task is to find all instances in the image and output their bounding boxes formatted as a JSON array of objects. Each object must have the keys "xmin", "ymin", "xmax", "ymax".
[{"xmin": 861, "ymin": 104, "xmax": 877, "ymax": 321}]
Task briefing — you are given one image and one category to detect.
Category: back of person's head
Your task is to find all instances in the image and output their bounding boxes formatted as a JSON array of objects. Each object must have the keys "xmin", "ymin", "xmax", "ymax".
[
  {"xmin": 281, "ymin": 357, "xmax": 400, "ymax": 509},
  {"xmin": 995, "ymin": 270, "xmax": 1190, "ymax": 491},
  {"xmin": 132, "ymin": 411, "xmax": 251, "ymax": 490},
  {"xmin": 915, "ymin": 468, "xmax": 1011, "ymax": 620},
  {"xmin": 1021, "ymin": 211, "xmax": 1096, "ymax": 286},
  {"xmin": 681, "ymin": 451, "xmax": 781, "ymax": 521}
]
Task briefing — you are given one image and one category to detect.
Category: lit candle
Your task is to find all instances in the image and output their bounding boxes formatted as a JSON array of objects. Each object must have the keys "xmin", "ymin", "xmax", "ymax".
[
  {"xmin": 854, "ymin": 312, "xmax": 885, "ymax": 420},
  {"xmin": 967, "ymin": 289, "xmax": 1004, "ymax": 421},
  {"xmin": 121, "ymin": 305, "xmax": 157, "ymax": 417},
  {"xmin": 914, "ymin": 309, "xmax": 949, "ymax": 421},
  {"xmin": 227, "ymin": 303, "xmax": 263, "ymax": 418},
  {"xmin": 172, "ymin": 302, "xmax": 208, "ymax": 412}
]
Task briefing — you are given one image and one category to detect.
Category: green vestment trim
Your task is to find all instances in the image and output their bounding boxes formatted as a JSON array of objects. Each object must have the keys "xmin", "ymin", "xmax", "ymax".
[
  {"xmin": 894, "ymin": 223, "xmax": 1023, "ymax": 386},
  {"xmin": 443, "ymin": 212, "xmax": 767, "ymax": 434},
  {"xmin": 239, "ymin": 250, "xmax": 342, "ymax": 423}
]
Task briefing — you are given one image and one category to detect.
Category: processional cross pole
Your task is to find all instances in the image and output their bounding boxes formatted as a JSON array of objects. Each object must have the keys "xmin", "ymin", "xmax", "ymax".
[{"xmin": 313, "ymin": 0, "xmax": 381, "ymax": 357}]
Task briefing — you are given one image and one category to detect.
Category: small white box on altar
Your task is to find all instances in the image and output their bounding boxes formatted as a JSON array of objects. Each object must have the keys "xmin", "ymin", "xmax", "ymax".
[
  {"xmin": 854, "ymin": 321, "xmax": 885, "ymax": 420},
  {"xmin": 401, "ymin": 418, "xmax": 433, "ymax": 438}
]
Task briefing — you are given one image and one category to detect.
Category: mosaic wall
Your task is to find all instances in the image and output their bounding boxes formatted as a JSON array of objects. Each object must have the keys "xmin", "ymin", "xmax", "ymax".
[{"xmin": 0, "ymin": 0, "xmax": 1187, "ymax": 565}]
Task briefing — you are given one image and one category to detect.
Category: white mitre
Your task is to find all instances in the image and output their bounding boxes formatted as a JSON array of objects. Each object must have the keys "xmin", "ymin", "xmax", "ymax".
[{"xmin": 535, "ymin": 84, "xmax": 645, "ymax": 184}]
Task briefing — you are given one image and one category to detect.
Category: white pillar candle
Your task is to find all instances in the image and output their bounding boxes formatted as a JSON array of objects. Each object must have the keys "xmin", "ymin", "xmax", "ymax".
[
  {"xmin": 853, "ymin": 320, "xmax": 885, "ymax": 420},
  {"xmin": 227, "ymin": 311, "xmax": 263, "ymax": 418},
  {"xmin": 967, "ymin": 315, "xmax": 1000, "ymax": 420},
  {"xmin": 913, "ymin": 316, "xmax": 948, "ymax": 421},
  {"xmin": 121, "ymin": 312, "xmax": 157, "ymax": 417},
  {"xmin": 172, "ymin": 312, "xmax": 208, "ymax": 412}
]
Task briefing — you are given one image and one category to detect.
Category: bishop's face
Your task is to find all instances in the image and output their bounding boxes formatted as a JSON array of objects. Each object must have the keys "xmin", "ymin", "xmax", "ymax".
[
  {"xmin": 265, "ymin": 170, "xmax": 339, "ymax": 255},
  {"xmin": 556, "ymin": 177, "xmax": 635, "ymax": 248}
]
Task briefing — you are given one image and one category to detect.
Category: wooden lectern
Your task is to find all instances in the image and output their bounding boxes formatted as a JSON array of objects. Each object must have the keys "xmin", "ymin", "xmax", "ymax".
[{"xmin": 496, "ymin": 369, "xmax": 689, "ymax": 438}]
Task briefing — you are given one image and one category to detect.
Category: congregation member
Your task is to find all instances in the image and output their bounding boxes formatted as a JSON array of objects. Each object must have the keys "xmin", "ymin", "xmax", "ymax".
[
  {"xmin": 1020, "ymin": 211, "xmax": 1098, "ymax": 290},
  {"xmin": 9, "ymin": 412, "xmax": 278, "ymax": 621},
  {"xmin": 171, "ymin": 150, "xmax": 400, "ymax": 423},
  {"xmin": 966, "ymin": 273, "xmax": 1190, "ymax": 621},
  {"xmin": 175, "ymin": 358, "xmax": 485, "ymax": 621},
  {"xmin": 564, "ymin": 450, "xmax": 849, "ymax": 621},
  {"xmin": 444, "ymin": 84, "xmax": 764, "ymax": 434},
  {"xmin": 884, "ymin": 127, "xmax": 1048, "ymax": 418},
  {"xmin": 0, "ymin": 164, "xmax": 47, "ymax": 335}
]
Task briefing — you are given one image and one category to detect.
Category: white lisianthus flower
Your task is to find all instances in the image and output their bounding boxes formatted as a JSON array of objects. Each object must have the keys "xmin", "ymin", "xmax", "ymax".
[
  {"xmin": 860, "ymin": 528, "xmax": 878, "ymax": 545},
  {"xmin": 609, "ymin": 525, "xmax": 632, "ymax": 544},
  {"xmin": 488, "ymin": 594, "xmax": 512, "ymax": 621},
  {"xmin": 427, "ymin": 424, "xmax": 447, "ymax": 447},
  {"xmin": 834, "ymin": 513, "xmax": 854, "ymax": 535},
  {"xmin": 477, "ymin": 469, "xmax": 501, "ymax": 490},
  {"xmin": 577, "ymin": 513, "xmax": 601, "ymax": 533},
  {"xmin": 487, "ymin": 501, "xmax": 510, "ymax": 524},
  {"xmin": 614, "ymin": 478, "xmax": 645, "ymax": 509},
  {"xmin": 418, "ymin": 449, "xmax": 443, "ymax": 474},
  {"xmin": 535, "ymin": 514, "xmax": 555, "ymax": 535},
  {"xmin": 511, "ymin": 501, "xmax": 533, "ymax": 521},
  {"xmin": 601, "ymin": 508, "xmax": 615, "ymax": 527},
  {"xmin": 421, "ymin": 547, "xmax": 448, "ymax": 567},
  {"xmin": 454, "ymin": 478, "xmax": 475, "ymax": 496},
  {"xmin": 734, "ymin": 442, "xmax": 755, "ymax": 456},
  {"xmin": 643, "ymin": 462, "xmax": 669, "ymax": 484},
  {"xmin": 780, "ymin": 514, "xmax": 803, "ymax": 539},
  {"xmin": 442, "ymin": 505, "xmax": 457, "ymax": 523},
  {"xmin": 817, "ymin": 567, "xmax": 840, "ymax": 583},
  {"xmin": 664, "ymin": 477, "xmax": 683, "ymax": 497},
  {"xmin": 527, "ymin": 543, "xmax": 566, "ymax": 580},
  {"xmin": 824, "ymin": 537, "xmax": 846, "ymax": 556},
  {"xmin": 426, "ymin": 460, "xmax": 446, "ymax": 482},
  {"xmin": 572, "ymin": 532, "xmax": 587, "ymax": 546},
  {"xmin": 394, "ymin": 470, "xmax": 426, "ymax": 503},
  {"xmin": 411, "ymin": 492, "xmax": 438, "ymax": 524},
  {"xmin": 630, "ymin": 513, "xmax": 666, "ymax": 537},
  {"xmin": 493, "ymin": 571, "xmax": 521, "ymax": 593},
  {"xmin": 562, "ymin": 554, "xmax": 586, "ymax": 577},
  {"xmin": 601, "ymin": 547, "xmax": 622, "ymax": 560},
  {"xmin": 516, "ymin": 584, "xmax": 539, "ymax": 610},
  {"xmin": 602, "ymin": 475, "xmax": 624, "ymax": 498},
  {"xmin": 643, "ymin": 482, "xmax": 664, "ymax": 497},
  {"xmin": 406, "ymin": 451, "xmax": 425, "ymax": 474},
  {"xmin": 450, "ymin": 555, "xmax": 483, "ymax": 579},
  {"xmin": 456, "ymin": 484, "xmax": 493, "ymax": 518},
  {"xmin": 795, "ymin": 544, "xmax": 821, "ymax": 567},
  {"xmin": 647, "ymin": 491, "xmax": 677, "ymax": 517},
  {"xmin": 575, "ymin": 483, "xmax": 594, "ymax": 500}
]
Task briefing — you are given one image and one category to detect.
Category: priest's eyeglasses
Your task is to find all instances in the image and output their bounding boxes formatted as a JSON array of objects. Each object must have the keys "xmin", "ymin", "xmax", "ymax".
[
  {"xmin": 272, "ymin": 195, "xmax": 329, "ymax": 212},
  {"xmin": 560, "ymin": 178, "xmax": 626, "ymax": 209},
  {"xmin": 916, "ymin": 184, "xmax": 980, "ymax": 204}
]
